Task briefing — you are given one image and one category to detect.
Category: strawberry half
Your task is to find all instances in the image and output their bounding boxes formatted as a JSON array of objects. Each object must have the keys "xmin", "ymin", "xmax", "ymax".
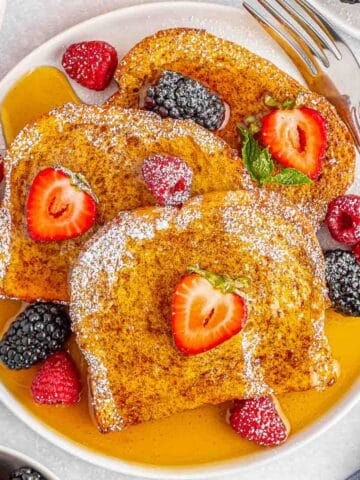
[
  {"xmin": 261, "ymin": 106, "xmax": 327, "ymax": 180},
  {"xmin": 27, "ymin": 167, "xmax": 97, "ymax": 242},
  {"xmin": 229, "ymin": 396, "xmax": 290, "ymax": 447},
  {"xmin": 172, "ymin": 266, "xmax": 248, "ymax": 355}
]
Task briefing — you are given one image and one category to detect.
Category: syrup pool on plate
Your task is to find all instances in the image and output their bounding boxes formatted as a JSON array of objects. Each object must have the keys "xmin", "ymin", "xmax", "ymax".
[
  {"xmin": 0, "ymin": 66, "xmax": 359, "ymax": 466},
  {"xmin": 1, "ymin": 66, "xmax": 80, "ymax": 144}
]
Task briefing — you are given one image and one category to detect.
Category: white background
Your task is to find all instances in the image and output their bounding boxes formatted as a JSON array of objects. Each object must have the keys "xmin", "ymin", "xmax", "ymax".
[{"xmin": 0, "ymin": 1, "xmax": 359, "ymax": 479}]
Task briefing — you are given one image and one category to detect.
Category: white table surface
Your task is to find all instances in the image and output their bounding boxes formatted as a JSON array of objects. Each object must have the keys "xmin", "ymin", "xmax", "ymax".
[{"xmin": 0, "ymin": 1, "xmax": 359, "ymax": 479}]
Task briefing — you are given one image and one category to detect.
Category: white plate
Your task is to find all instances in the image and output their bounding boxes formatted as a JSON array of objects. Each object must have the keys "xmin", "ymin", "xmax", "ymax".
[
  {"xmin": 0, "ymin": 2, "xmax": 359, "ymax": 479},
  {"xmin": 311, "ymin": 0, "xmax": 360, "ymax": 39},
  {"xmin": 0, "ymin": 0, "xmax": 6, "ymax": 30},
  {"xmin": 0, "ymin": 446, "xmax": 59, "ymax": 480}
]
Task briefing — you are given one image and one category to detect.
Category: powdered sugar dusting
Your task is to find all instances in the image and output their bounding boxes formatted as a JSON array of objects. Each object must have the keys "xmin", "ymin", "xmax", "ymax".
[
  {"xmin": 85, "ymin": 353, "xmax": 124, "ymax": 432},
  {"xmin": 125, "ymin": 213, "xmax": 155, "ymax": 241},
  {"xmin": 115, "ymin": 27, "xmax": 357, "ymax": 228},
  {"xmin": 70, "ymin": 190, "xmax": 334, "ymax": 430},
  {"xmin": 50, "ymin": 103, "xmax": 226, "ymax": 156},
  {"xmin": 223, "ymin": 190, "xmax": 326, "ymax": 286},
  {"xmin": 71, "ymin": 221, "xmax": 132, "ymax": 322},
  {"xmin": 242, "ymin": 330, "xmax": 270, "ymax": 398},
  {"xmin": 0, "ymin": 101, "xmax": 245, "ymax": 302},
  {"xmin": 142, "ymin": 154, "xmax": 193, "ymax": 206},
  {"xmin": 5, "ymin": 127, "xmax": 41, "ymax": 166},
  {"xmin": 0, "ymin": 206, "xmax": 11, "ymax": 281},
  {"xmin": 176, "ymin": 195, "xmax": 202, "ymax": 230},
  {"xmin": 0, "ymin": 125, "xmax": 42, "ymax": 283}
]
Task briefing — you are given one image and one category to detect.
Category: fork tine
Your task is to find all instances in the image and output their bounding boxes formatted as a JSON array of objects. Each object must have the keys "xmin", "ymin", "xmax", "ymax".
[
  {"xmin": 243, "ymin": 1, "xmax": 318, "ymax": 76},
  {"xmin": 259, "ymin": 0, "xmax": 330, "ymax": 67},
  {"xmin": 281, "ymin": 0, "xmax": 341, "ymax": 60}
]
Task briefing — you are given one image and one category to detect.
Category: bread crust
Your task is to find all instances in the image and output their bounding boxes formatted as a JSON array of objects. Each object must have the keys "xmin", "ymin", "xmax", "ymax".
[
  {"xmin": 70, "ymin": 190, "xmax": 337, "ymax": 432},
  {"xmin": 0, "ymin": 104, "xmax": 248, "ymax": 302},
  {"xmin": 111, "ymin": 28, "xmax": 356, "ymax": 226}
]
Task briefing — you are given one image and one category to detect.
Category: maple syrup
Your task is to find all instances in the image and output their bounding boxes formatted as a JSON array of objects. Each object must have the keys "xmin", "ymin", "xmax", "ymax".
[
  {"xmin": 1, "ymin": 66, "xmax": 80, "ymax": 145},
  {"xmin": 0, "ymin": 66, "xmax": 359, "ymax": 466},
  {"xmin": 0, "ymin": 306, "xmax": 359, "ymax": 465}
]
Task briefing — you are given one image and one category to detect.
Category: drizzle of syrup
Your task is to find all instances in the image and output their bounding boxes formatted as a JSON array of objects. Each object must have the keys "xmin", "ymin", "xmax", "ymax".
[
  {"xmin": 1, "ymin": 66, "xmax": 80, "ymax": 145},
  {"xmin": 0, "ymin": 66, "xmax": 359, "ymax": 467}
]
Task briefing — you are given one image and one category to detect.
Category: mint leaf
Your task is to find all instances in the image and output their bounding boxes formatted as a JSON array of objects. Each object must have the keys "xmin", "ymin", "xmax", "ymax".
[
  {"xmin": 238, "ymin": 127, "xmax": 272, "ymax": 183},
  {"xmin": 269, "ymin": 168, "xmax": 312, "ymax": 185},
  {"xmin": 238, "ymin": 127, "xmax": 262, "ymax": 182},
  {"xmin": 238, "ymin": 127, "xmax": 312, "ymax": 186},
  {"xmin": 252, "ymin": 148, "xmax": 274, "ymax": 184}
]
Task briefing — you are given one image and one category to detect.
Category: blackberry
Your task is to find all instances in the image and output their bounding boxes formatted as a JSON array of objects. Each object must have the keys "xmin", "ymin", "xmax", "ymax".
[
  {"xmin": 325, "ymin": 250, "xmax": 360, "ymax": 317},
  {"xmin": 0, "ymin": 302, "xmax": 71, "ymax": 370},
  {"xmin": 10, "ymin": 467, "xmax": 46, "ymax": 480},
  {"xmin": 340, "ymin": 0, "xmax": 359, "ymax": 3},
  {"xmin": 144, "ymin": 70, "xmax": 225, "ymax": 130}
]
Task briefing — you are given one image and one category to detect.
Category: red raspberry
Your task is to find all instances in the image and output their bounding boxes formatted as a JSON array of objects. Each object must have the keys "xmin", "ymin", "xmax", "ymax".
[
  {"xmin": 353, "ymin": 243, "xmax": 360, "ymax": 263},
  {"xmin": 62, "ymin": 41, "xmax": 118, "ymax": 91},
  {"xmin": 229, "ymin": 396, "xmax": 290, "ymax": 446},
  {"xmin": 142, "ymin": 155, "xmax": 193, "ymax": 206},
  {"xmin": 31, "ymin": 352, "xmax": 81, "ymax": 405},
  {"xmin": 326, "ymin": 195, "xmax": 360, "ymax": 246}
]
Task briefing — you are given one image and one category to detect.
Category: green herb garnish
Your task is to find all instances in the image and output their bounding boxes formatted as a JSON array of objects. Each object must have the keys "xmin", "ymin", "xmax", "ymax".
[
  {"xmin": 237, "ymin": 127, "xmax": 312, "ymax": 187},
  {"xmin": 263, "ymin": 95, "xmax": 301, "ymax": 110}
]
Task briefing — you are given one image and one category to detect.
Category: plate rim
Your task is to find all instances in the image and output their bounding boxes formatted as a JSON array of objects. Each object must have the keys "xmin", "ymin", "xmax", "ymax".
[
  {"xmin": 0, "ymin": 0, "xmax": 6, "ymax": 29},
  {"xmin": 1, "ymin": 373, "xmax": 359, "ymax": 478},
  {"xmin": 310, "ymin": 0, "xmax": 360, "ymax": 40},
  {"xmin": 0, "ymin": 1, "xmax": 359, "ymax": 478}
]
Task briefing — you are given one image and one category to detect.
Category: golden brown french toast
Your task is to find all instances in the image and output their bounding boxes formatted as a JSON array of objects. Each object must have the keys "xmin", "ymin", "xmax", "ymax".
[
  {"xmin": 0, "ymin": 104, "xmax": 248, "ymax": 302},
  {"xmin": 111, "ymin": 28, "xmax": 355, "ymax": 226},
  {"xmin": 70, "ymin": 190, "xmax": 338, "ymax": 433}
]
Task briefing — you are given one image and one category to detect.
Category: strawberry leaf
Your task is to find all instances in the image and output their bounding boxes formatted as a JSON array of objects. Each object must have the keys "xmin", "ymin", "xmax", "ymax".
[
  {"xmin": 282, "ymin": 99, "xmax": 297, "ymax": 109},
  {"xmin": 188, "ymin": 265, "xmax": 250, "ymax": 295},
  {"xmin": 264, "ymin": 95, "xmax": 297, "ymax": 110},
  {"xmin": 269, "ymin": 168, "xmax": 312, "ymax": 185}
]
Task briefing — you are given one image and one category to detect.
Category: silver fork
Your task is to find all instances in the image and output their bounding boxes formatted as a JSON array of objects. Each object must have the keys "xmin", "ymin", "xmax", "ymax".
[{"xmin": 242, "ymin": 0, "xmax": 360, "ymax": 151}]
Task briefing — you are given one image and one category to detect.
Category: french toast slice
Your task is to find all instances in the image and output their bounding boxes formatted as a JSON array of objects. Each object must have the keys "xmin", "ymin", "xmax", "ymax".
[
  {"xmin": 111, "ymin": 28, "xmax": 356, "ymax": 226},
  {"xmin": 0, "ymin": 104, "xmax": 248, "ymax": 302},
  {"xmin": 70, "ymin": 190, "xmax": 338, "ymax": 433}
]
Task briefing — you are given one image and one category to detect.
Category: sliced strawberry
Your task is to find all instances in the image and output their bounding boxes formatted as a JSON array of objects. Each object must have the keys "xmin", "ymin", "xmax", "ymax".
[
  {"xmin": 261, "ymin": 106, "xmax": 327, "ymax": 180},
  {"xmin": 172, "ymin": 267, "xmax": 248, "ymax": 355},
  {"xmin": 229, "ymin": 396, "xmax": 290, "ymax": 447},
  {"xmin": 27, "ymin": 167, "xmax": 97, "ymax": 242}
]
